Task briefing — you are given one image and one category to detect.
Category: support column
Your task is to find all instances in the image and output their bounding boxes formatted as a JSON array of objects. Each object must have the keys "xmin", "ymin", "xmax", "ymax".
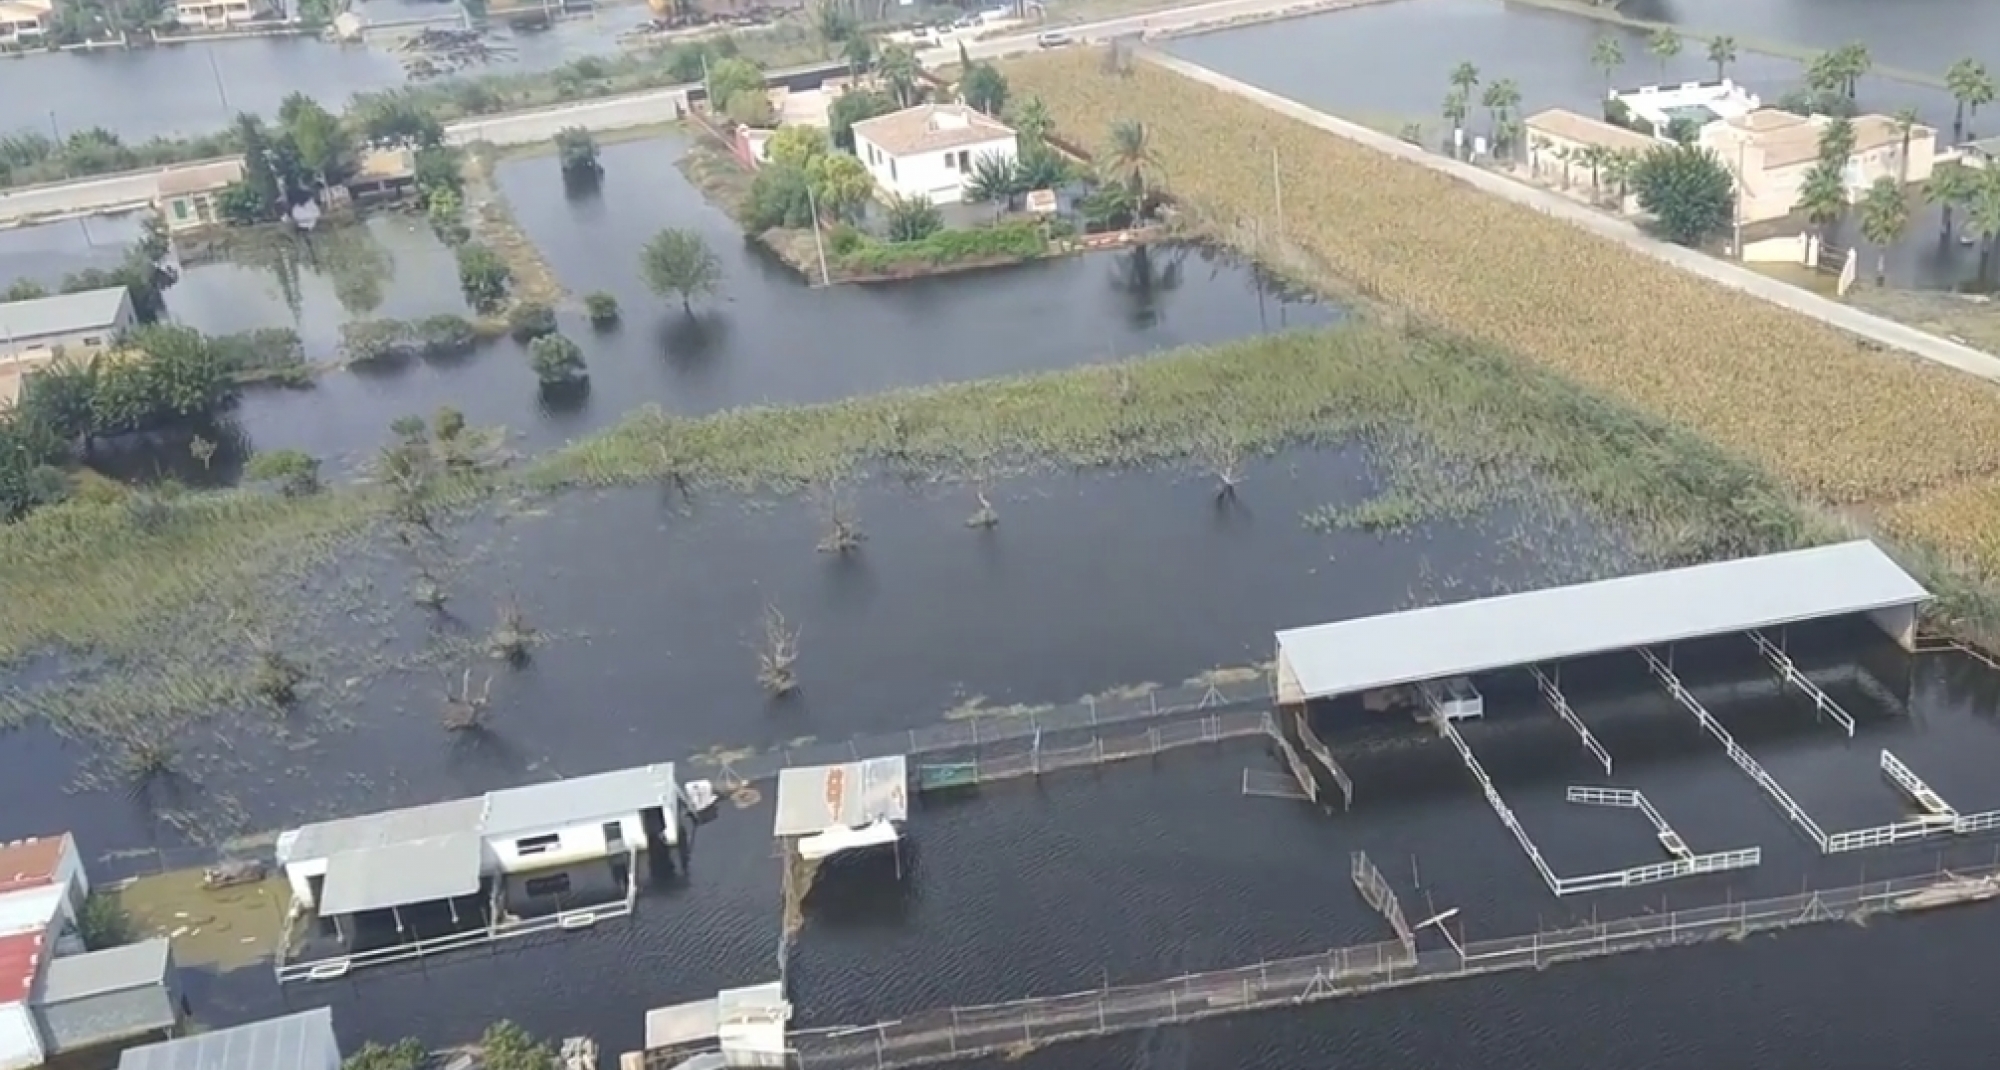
[{"xmin": 1869, "ymin": 603, "xmax": 1918, "ymax": 652}]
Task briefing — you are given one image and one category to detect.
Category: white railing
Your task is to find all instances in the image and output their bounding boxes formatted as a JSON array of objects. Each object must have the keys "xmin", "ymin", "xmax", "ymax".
[
  {"xmin": 1747, "ymin": 630, "xmax": 1856, "ymax": 737},
  {"xmin": 1565, "ymin": 786, "xmax": 1691, "ymax": 860},
  {"xmin": 1532, "ymin": 667, "xmax": 1612, "ymax": 775},
  {"xmin": 1272, "ymin": 732, "xmax": 1319, "ymax": 805},
  {"xmin": 1432, "ymin": 713, "xmax": 1563, "ymax": 896},
  {"xmin": 1638, "ymin": 648, "xmax": 1830, "ymax": 852},
  {"xmin": 1294, "ymin": 709, "xmax": 1353, "ymax": 810},
  {"xmin": 1881, "ymin": 750, "xmax": 1955, "ymax": 816}
]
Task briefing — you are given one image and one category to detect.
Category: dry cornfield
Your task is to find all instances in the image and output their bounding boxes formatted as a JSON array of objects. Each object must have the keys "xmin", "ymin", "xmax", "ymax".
[{"xmin": 1003, "ymin": 49, "xmax": 2000, "ymax": 569}]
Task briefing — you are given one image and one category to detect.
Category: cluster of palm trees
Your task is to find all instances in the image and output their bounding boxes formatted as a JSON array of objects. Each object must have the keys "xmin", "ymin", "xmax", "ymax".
[
  {"xmin": 1588, "ymin": 31, "xmax": 1739, "ymax": 96},
  {"xmin": 1440, "ymin": 63, "xmax": 1523, "ymax": 156},
  {"xmin": 1529, "ymin": 139, "xmax": 1641, "ymax": 208}
]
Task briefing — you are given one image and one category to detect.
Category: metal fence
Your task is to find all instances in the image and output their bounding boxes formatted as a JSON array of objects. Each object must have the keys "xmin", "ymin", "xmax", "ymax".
[
  {"xmin": 784, "ymin": 861, "xmax": 2000, "ymax": 1070},
  {"xmin": 922, "ymin": 710, "xmax": 1274, "ymax": 787},
  {"xmin": 716, "ymin": 674, "xmax": 1274, "ymax": 784}
]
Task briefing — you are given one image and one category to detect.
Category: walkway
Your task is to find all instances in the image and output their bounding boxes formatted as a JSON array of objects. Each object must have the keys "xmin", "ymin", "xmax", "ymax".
[{"xmin": 1141, "ymin": 49, "xmax": 2000, "ymax": 385}]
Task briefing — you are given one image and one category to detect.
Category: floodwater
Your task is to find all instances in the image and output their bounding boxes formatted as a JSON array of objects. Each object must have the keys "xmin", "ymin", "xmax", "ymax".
[
  {"xmin": 0, "ymin": 135, "xmax": 1324, "ymax": 474},
  {"xmin": 10, "ymin": 10, "xmax": 653, "ymax": 142},
  {"xmin": 1166, "ymin": 0, "xmax": 1993, "ymax": 287}
]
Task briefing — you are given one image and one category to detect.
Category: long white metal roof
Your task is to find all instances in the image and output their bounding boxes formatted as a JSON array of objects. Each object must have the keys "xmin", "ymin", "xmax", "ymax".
[{"xmin": 1275, "ymin": 541, "xmax": 1927, "ymax": 702}]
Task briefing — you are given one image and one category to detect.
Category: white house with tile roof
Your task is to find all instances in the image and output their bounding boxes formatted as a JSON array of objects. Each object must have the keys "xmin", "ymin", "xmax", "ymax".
[{"xmin": 851, "ymin": 103, "xmax": 1019, "ymax": 205}]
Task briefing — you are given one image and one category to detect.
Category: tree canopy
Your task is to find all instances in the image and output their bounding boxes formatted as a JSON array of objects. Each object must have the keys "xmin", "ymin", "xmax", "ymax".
[
  {"xmin": 640, "ymin": 229, "xmax": 722, "ymax": 312},
  {"xmin": 1630, "ymin": 142, "xmax": 1736, "ymax": 247}
]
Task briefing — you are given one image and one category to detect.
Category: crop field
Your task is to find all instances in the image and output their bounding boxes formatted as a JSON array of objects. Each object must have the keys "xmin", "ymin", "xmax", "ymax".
[{"xmin": 1000, "ymin": 49, "xmax": 2000, "ymax": 582}]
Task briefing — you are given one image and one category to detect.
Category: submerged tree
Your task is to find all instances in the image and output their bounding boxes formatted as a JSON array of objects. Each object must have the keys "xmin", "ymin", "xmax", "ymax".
[
  {"xmin": 641, "ymin": 228, "xmax": 722, "ymax": 314},
  {"xmin": 441, "ymin": 667, "xmax": 496, "ymax": 732},
  {"xmin": 249, "ymin": 634, "xmax": 307, "ymax": 706},
  {"xmin": 814, "ymin": 481, "xmax": 865, "ymax": 554},
  {"xmin": 488, "ymin": 597, "xmax": 536, "ymax": 663},
  {"xmin": 554, "ymin": 126, "xmax": 602, "ymax": 179},
  {"xmin": 756, "ymin": 604, "xmax": 800, "ymax": 696}
]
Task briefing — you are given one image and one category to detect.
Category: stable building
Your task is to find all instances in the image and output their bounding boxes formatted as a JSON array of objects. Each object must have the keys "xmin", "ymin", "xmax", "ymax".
[
  {"xmin": 773, "ymin": 756, "xmax": 908, "ymax": 863},
  {"xmin": 644, "ymin": 982, "xmax": 790, "ymax": 1069}
]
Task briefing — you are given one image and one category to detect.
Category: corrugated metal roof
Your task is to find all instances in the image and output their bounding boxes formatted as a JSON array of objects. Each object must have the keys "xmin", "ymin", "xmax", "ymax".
[
  {"xmin": 280, "ymin": 797, "xmax": 484, "ymax": 865},
  {"xmin": 0, "ymin": 884, "xmax": 64, "ymax": 937},
  {"xmin": 645, "ymin": 997, "xmax": 719, "ymax": 1049},
  {"xmin": 0, "ymin": 288, "xmax": 129, "ymax": 344},
  {"xmin": 118, "ymin": 1007, "xmax": 338, "ymax": 1070},
  {"xmin": 483, "ymin": 764, "xmax": 678, "ymax": 838},
  {"xmin": 1275, "ymin": 541, "xmax": 1928, "ymax": 701},
  {"xmin": 0, "ymin": 834, "xmax": 70, "ymax": 895},
  {"xmin": 35, "ymin": 938, "xmax": 172, "ymax": 1002},
  {"xmin": 317, "ymin": 831, "xmax": 484, "ymax": 916},
  {"xmin": 773, "ymin": 756, "xmax": 908, "ymax": 838}
]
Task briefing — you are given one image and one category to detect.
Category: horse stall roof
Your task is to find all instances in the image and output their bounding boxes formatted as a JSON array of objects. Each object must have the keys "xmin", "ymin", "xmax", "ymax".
[
  {"xmin": 1274, "ymin": 540, "xmax": 1928, "ymax": 701},
  {"xmin": 773, "ymin": 756, "xmax": 909, "ymax": 838},
  {"xmin": 317, "ymin": 831, "xmax": 484, "ymax": 917},
  {"xmin": 482, "ymin": 763, "xmax": 678, "ymax": 838},
  {"xmin": 118, "ymin": 1008, "xmax": 338, "ymax": 1070}
]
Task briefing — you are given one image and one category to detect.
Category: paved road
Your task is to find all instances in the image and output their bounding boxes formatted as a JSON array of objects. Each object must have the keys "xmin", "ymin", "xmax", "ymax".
[
  {"xmin": 1143, "ymin": 48, "xmax": 2000, "ymax": 384},
  {"xmin": 0, "ymin": 168, "xmax": 183, "ymax": 228}
]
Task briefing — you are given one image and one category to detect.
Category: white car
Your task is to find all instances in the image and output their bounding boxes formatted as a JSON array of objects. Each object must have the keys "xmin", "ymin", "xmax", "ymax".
[{"xmin": 1036, "ymin": 29, "xmax": 1071, "ymax": 47}]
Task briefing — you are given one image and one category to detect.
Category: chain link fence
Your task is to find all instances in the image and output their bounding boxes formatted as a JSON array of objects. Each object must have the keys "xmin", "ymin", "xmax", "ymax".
[
  {"xmin": 785, "ymin": 861, "xmax": 2000, "ymax": 1070},
  {"xmin": 717, "ymin": 674, "xmax": 1274, "ymax": 784}
]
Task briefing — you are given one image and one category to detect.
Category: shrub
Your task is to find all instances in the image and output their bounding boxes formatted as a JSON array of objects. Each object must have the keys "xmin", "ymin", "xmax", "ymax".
[
  {"xmin": 507, "ymin": 302, "xmax": 557, "ymax": 343},
  {"xmin": 839, "ymin": 219, "xmax": 1049, "ymax": 275},
  {"xmin": 527, "ymin": 333, "xmax": 587, "ymax": 386},
  {"xmin": 243, "ymin": 449, "xmax": 322, "ymax": 497},
  {"xmin": 584, "ymin": 291, "xmax": 620, "ymax": 328}
]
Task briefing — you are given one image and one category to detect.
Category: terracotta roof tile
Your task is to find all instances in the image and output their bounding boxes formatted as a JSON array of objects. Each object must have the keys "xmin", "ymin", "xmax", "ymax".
[
  {"xmin": 0, "ymin": 834, "xmax": 70, "ymax": 895},
  {"xmin": 852, "ymin": 104, "xmax": 1014, "ymax": 157},
  {"xmin": 0, "ymin": 930, "xmax": 43, "ymax": 1005}
]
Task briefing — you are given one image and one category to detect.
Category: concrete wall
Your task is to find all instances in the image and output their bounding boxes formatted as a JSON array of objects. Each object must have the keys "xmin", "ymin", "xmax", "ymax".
[
  {"xmin": 485, "ymin": 814, "xmax": 645, "ymax": 875},
  {"xmin": 0, "ymin": 1000, "xmax": 45, "ymax": 1070},
  {"xmin": 1869, "ymin": 604, "xmax": 1918, "ymax": 652}
]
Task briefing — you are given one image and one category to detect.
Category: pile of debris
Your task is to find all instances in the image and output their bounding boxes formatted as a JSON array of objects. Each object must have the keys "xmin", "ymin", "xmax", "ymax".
[{"xmin": 395, "ymin": 27, "xmax": 517, "ymax": 78}]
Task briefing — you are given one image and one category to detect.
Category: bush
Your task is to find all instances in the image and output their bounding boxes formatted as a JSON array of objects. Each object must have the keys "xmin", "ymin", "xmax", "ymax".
[
  {"xmin": 414, "ymin": 313, "xmax": 478, "ymax": 356},
  {"xmin": 839, "ymin": 220, "xmax": 1050, "ymax": 276},
  {"xmin": 344, "ymin": 1039, "xmax": 428, "ymax": 1070},
  {"xmin": 527, "ymin": 333, "xmax": 587, "ymax": 386},
  {"xmin": 340, "ymin": 320, "xmax": 414, "ymax": 363},
  {"xmin": 584, "ymin": 291, "xmax": 620, "ymax": 328},
  {"xmin": 243, "ymin": 449, "xmax": 322, "ymax": 497},
  {"xmin": 455, "ymin": 243, "xmax": 513, "ymax": 313},
  {"xmin": 508, "ymin": 302, "xmax": 557, "ymax": 343}
]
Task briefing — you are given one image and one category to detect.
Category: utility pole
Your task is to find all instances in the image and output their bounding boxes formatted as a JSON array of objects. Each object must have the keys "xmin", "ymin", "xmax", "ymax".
[
  {"xmin": 804, "ymin": 183, "xmax": 831, "ymax": 287},
  {"xmin": 1270, "ymin": 145, "xmax": 1284, "ymax": 240},
  {"xmin": 1732, "ymin": 139, "xmax": 1744, "ymax": 259}
]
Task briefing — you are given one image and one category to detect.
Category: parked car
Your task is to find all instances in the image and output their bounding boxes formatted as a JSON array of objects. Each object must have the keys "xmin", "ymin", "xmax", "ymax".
[{"xmin": 1036, "ymin": 29, "xmax": 1070, "ymax": 47}]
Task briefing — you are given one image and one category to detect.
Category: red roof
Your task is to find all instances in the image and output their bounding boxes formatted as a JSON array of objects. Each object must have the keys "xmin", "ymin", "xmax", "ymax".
[
  {"xmin": 0, "ymin": 835, "xmax": 70, "ymax": 895},
  {"xmin": 0, "ymin": 930, "xmax": 42, "ymax": 1004}
]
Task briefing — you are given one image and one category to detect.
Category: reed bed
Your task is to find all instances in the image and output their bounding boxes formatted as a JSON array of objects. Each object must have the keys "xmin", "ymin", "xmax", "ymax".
[{"xmin": 998, "ymin": 50, "xmax": 2000, "ymax": 544}]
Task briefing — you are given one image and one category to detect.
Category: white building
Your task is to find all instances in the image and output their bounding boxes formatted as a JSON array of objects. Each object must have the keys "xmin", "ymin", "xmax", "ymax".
[
  {"xmin": 172, "ymin": 0, "xmax": 269, "ymax": 28},
  {"xmin": 275, "ymin": 764, "xmax": 682, "ymax": 925},
  {"xmin": 0, "ymin": 288, "xmax": 135, "ymax": 362},
  {"xmin": 644, "ymin": 982, "xmax": 791, "ymax": 1068},
  {"xmin": 0, "ymin": 0, "xmax": 52, "ymax": 47},
  {"xmin": 1611, "ymin": 79, "xmax": 1761, "ymax": 139},
  {"xmin": 851, "ymin": 104, "xmax": 1018, "ymax": 206}
]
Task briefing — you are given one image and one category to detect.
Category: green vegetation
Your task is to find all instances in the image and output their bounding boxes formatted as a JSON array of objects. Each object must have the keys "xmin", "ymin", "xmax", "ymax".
[
  {"xmin": 243, "ymin": 450, "xmax": 323, "ymax": 498},
  {"xmin": 584, "ymin": 291, "xmax": 621, "ymax": 328},
  {"xmin": 641, "ymin": 229, "xmax": 723, "ymax": 312},
  {"xmin": 507, "ymin": 302, "xmax": 558, "ymax": 343},
  {"xmin": 528, "ymin": 333, "xmax": 588, "ymax": 387},
  {"xmin": 338, "ymin": 315, "xmax": 487, "ymax": 363},
  {"xmin": 1630, "ymin": 142, "xmax": 1735, "ymax": 246},
  {"xmin": 77, "ymin": 892, "xmax": 133, "ymax": 949},
  {"xmin": 344, "ymin": 1039, "xmax": 427, "ymax": 1070},
  {"xmin": 835, "ymin": 218, "xmax": 1053, "ymax": 276},
  {"xmin": 456, "ymin": 242, "xmax": 514, "ymax": 313}
]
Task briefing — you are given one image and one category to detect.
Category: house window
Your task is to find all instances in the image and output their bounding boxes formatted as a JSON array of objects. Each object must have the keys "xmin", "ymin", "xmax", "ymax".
[
  {"xmin": 523, "ymin": 873, "xmax": 572, "ymax": 898},
  {"xmin": 172, "ymin": 199, "xmax": 189, "ymax": 220},
  {"xmin": 81, "ymin": 336, "xmax": 101, "ymax": 346},
  {"xmin": 889, "ymin": 159, "xmax": 897, "ymax": 182},
  {"xmin": 515, "ymin": 833, "xmax": 561, "ymax": 855}
]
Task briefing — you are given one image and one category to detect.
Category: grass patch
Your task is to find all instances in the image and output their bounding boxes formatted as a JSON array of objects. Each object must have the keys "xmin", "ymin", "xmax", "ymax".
[{"xmin": 837, "ymin": 219, "xmax": 1054, "ymax": 278}]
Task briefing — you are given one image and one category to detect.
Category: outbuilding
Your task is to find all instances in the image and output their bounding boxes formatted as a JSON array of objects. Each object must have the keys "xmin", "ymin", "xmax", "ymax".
[{"xmin": 0, "ymin": 289, "xmax": 134, "ymax": 362}]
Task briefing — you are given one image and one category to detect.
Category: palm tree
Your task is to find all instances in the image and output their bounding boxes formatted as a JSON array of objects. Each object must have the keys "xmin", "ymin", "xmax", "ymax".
[
  {"xmin": 1926, "ymin": 161, "xmax": 1980, "ymax": 242},
  {"xmin": 1833, "ymin": 42, "xmax": 1871, "ymax": 99},
  {"xmin": 1603, "ymin": 148, "xmax": 1639, "ymax": 207},
  {"xmin": 1449, "ymin": 61, "xmax": 1480, "ymax": 97},
  {"xmin": 1795, "ymin": 163, "xmax": 1848, "ymax": 242},
  {"xmin": 1857, "ymin": 176, "xmax": 1909, "ymax": 285},
  {"xmin": 1576, "ymin": 144, "xmax": 1607, "ymax": 201},
  {"xmin": 1968, "ymin": 168, "xmax": 2000, "ymax": 288},
  {"xmin": 1816, "ymin": 115, "xmax": 1856, "ymax": 168},
  {"xmin": 1590, "ymin": 35, "xmax": 1624, "ymax": 97},
  {"xmin": 842, "ymin": 35, "xmax": 874, "ymax": 80},
  {"xmin": 1647, "ymin": 27, "xmax": 1682, "ymax": 78},
  {"xmin": 877, "ymin": 44, "xmax": 920, "ymax": 107},
  {"xmin": 1009, "ymin": 96, "xmax": 1053, "ymax": 146},
  {"xmin": 1480, "ymin": 78, "xmax": 1521, "ymax": 153},
  {"xmin": 1443, "ymin": 87, "xmax": 1469, "ymax": 150},
  {"xmin": 1104, "ymin": 119, "xmax": 1161, "ymax": 205},
  {"xmin": 1892, "ymin": 107, "xmax": 1920, "ymax": 182},
  {"xmin": 1946, "ymin": 58, "xmax": 1996, "ymax": 142},
  {"xmin": 1706, "ymin": 35, "xmax": 1737, "ymax": 81}
]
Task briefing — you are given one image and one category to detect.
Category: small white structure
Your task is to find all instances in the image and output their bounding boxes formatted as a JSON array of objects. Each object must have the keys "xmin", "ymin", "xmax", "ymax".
[
  {"xmin": 278, "ymin": 764, "xmax": 681, "ymax": 913},
  {"xmin": 644, "ymin": 981, "xmax": 791, "ymax": 1067},
  {"xmin": 852, "ymin": 104, "xmax": 1018, "ymax": 206},
  {"xmin": 0, "ymin": 0, "xmax": 52, "ymax": 47},
  {"xmin": 118, "ymin": 1008, "xmax": 340, "ymax": 1070},
  {"xmin": 172, "ymin": 0, "xmax": 270, "ymax": 28},
  {"xmin": 1611, "ymin": 78, "xmax": 1761, "ymax": 137},
  {"xmin": 773, "ymin": 756, "xmax": 908, "ymax": 862}
]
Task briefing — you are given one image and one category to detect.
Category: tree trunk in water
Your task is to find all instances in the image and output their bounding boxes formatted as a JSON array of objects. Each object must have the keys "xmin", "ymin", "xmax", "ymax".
[
  {"xmin": 1943, "ymin": 205, "xmax": 1956, "ymax": 242},
  {"xmin": 682, "ymin": 294, "xmax": 692, "ymax": 314},
  {"xmin": 1954, "ymin": 103, "xmax": 1966, "ymax": 143},
  {"xmin": 1876, "ymin": 250, "xmax": 1887, "ymax": 286}
]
